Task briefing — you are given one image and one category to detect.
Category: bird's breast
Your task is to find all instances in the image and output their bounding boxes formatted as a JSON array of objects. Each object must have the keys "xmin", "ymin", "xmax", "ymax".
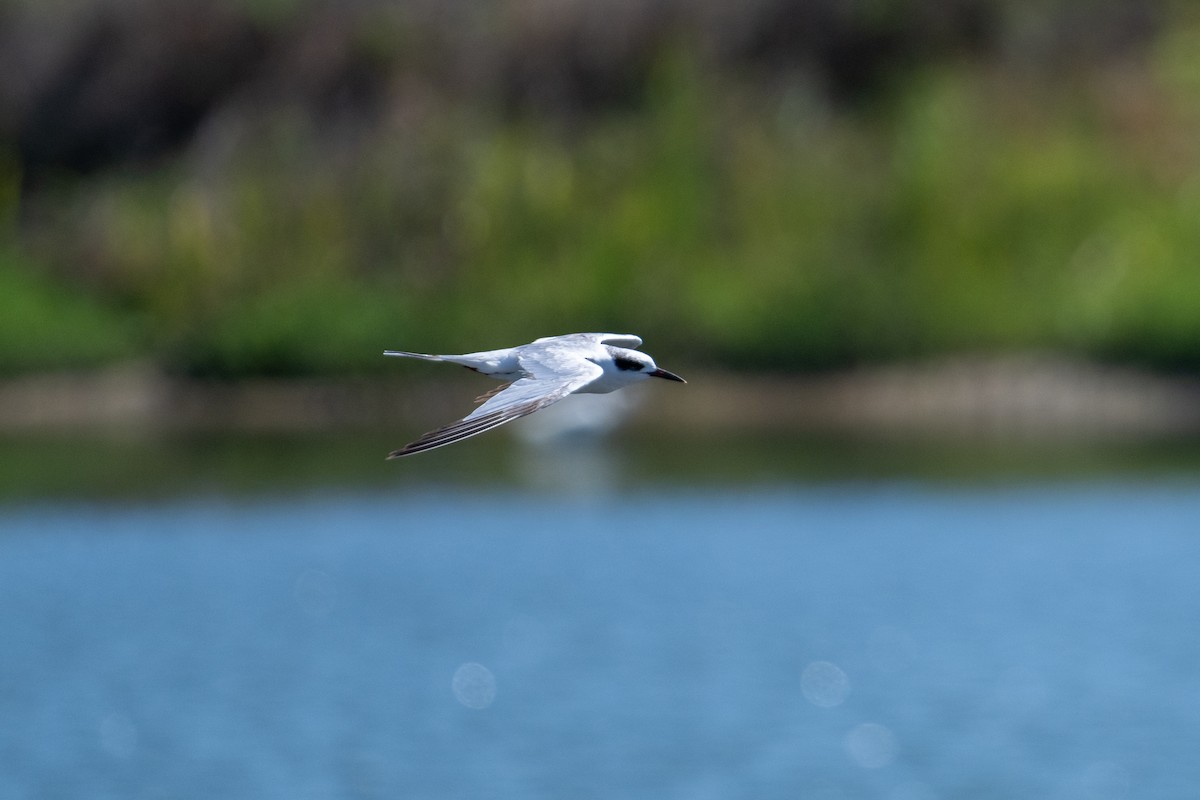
[{"xmin": 578, "ymin": 371, "xmax": 640, "ymax": 394}]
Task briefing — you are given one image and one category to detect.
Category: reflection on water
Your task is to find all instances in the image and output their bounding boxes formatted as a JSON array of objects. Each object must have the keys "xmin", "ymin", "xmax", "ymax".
[
  {"xmin": 8, "ymin": 428, "xmax": 1200, "ymax": 502},
  {"xmin": 2, "ymin": 470, "xmax": 1199, "ymax": 799}
]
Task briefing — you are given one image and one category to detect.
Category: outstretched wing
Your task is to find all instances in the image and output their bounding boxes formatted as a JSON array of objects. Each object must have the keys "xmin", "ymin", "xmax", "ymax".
[
  {"xmin": 387, "ymin": 350, "xmax": 603, "ymax": 458},
  {"xmin": 534, "ymin": 332, "xmax": 643, "ymax": 349}
]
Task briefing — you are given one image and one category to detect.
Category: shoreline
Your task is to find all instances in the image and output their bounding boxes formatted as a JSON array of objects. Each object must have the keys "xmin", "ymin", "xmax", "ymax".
[{"xmin": 3, "ymin": 355, "xmax": 1200, "ymax": 441}]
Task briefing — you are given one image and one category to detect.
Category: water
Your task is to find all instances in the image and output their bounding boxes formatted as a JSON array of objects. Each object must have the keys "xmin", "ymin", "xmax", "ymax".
[{"xmin": 3, "ymin": 467, "xmax": 1199, "ymax": 799}]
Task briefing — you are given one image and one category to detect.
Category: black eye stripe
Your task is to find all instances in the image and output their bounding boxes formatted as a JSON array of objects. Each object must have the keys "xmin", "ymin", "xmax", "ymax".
[{"xmin": 614, "ymin": 355, "xmax": 644, "ymax": 371}]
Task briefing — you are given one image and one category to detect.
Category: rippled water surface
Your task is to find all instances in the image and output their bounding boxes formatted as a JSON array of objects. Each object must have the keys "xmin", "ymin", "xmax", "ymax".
[{"xmin": 2, "ymin": 435, "xmax": 1199, "ymax": 798}]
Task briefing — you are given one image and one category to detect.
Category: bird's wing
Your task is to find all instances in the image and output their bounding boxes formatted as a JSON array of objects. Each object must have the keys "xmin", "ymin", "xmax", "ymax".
[
  {"xmin": 534, "ymin": 332, "xmax": 643, "ymax": 349},
  {"xmin": 386, "ymin": 352, "xmax": 602, "ymax": 458}
]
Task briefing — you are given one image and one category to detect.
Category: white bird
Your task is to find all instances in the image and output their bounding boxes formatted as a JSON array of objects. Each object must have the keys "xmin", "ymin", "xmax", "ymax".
[{"xmin": 384, "ymin": 332, "xmax": 685, "ymax": 458}]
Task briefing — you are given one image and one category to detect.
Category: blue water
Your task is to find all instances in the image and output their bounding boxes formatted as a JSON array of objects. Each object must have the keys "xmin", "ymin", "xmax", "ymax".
[{"xmin": 2, "ymin": 483, "xmax": 1198, "ymax": 799}]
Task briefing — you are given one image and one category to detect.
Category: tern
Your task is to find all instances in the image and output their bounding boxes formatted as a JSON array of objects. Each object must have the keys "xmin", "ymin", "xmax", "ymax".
[{"xmin": 384, "ymin": 332, "xmax": 685, "ymax": 458}]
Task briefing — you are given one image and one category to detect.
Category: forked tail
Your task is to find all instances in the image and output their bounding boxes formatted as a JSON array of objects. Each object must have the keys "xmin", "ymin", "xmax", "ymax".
[{"xmin": 383, "ymin": 350, "xmax": 444, "ymax": 362}]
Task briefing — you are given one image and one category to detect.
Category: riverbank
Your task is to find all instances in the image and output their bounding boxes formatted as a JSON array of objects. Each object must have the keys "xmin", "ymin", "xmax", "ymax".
[{"xmin": 5, "ymin": 356, "xmax": 1198, "ymax": 441}]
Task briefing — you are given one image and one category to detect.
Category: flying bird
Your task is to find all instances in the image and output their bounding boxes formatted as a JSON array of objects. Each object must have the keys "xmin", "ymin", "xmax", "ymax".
[{"xmin": 384, "ymin": 332, "xmax": 685, "ymax": 458}]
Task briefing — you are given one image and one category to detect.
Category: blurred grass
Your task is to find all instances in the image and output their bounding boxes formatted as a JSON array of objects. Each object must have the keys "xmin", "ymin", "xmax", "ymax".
[
  {"xmin": 5, "ymin": 16, "xmax": 1200, "ymax": 377},
  {"xmin": 0, "ymin": 250, "xmax": 133, "ymax": 373}
]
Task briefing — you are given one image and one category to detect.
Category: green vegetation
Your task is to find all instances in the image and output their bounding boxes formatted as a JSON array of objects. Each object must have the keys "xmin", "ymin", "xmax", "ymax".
[
  {"xmin": 7, "ymin": 16, "xmax": 1200, "ymax": 377},
  {"xmin": 0, "ymin": 249, "xmax": 133, "ymax": 373}
]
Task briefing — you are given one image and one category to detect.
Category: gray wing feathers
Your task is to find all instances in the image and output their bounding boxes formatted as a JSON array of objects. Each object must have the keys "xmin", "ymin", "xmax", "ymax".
[
  {"xmin": 387, "ymin": 357, "xmax": 602, "ymax": 458},
  {"xmin": 598, "ymin": 334, "xmax": 643, "ymax": 348},
  {"xmin": 387, "ymin": 378, "xmax": 579, "ymax": 458},
  {"xmin": 534, "ymin": 332, "xmax": 642, "ymax": 349},
  {"xmin": 386, "ymin": 390, "xmax": 553, "ymax": 458}
]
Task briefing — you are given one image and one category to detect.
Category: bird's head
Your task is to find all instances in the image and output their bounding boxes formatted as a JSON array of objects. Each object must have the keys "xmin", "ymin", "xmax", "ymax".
[{"xmin": 607, "ymin": 347, "xmax": 686, "ymax": 383}]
